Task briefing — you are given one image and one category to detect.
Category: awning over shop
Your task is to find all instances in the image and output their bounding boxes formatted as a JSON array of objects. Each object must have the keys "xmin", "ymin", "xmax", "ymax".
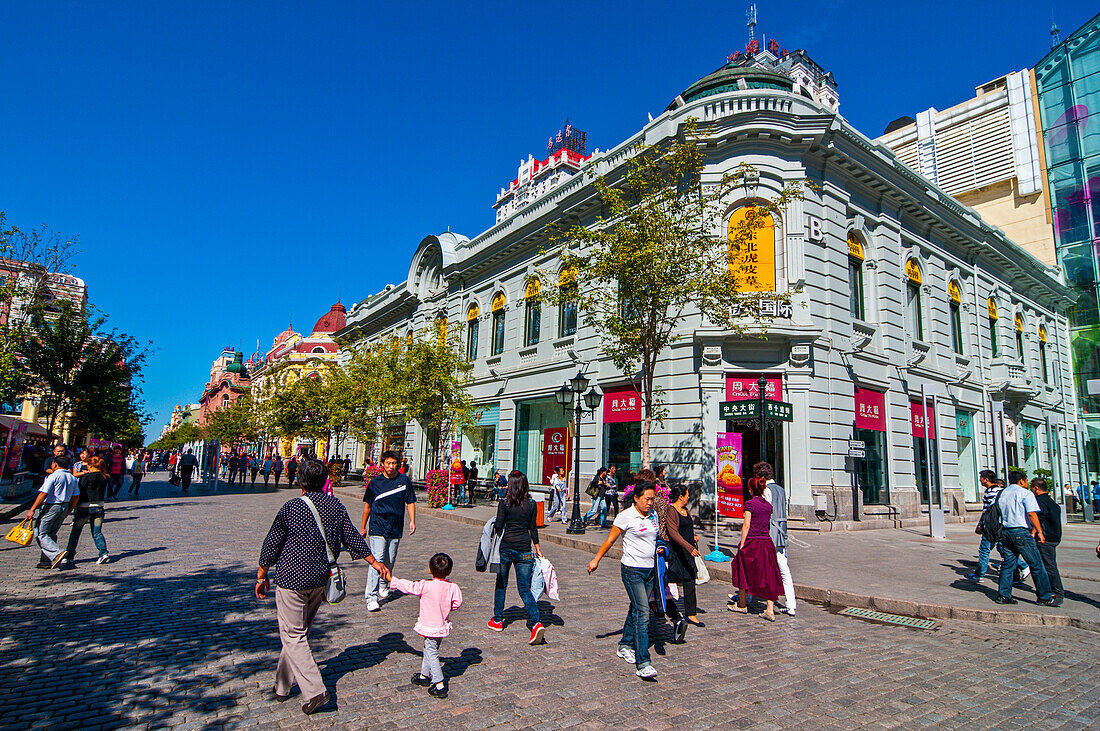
[{"xmin": 0, "ymin": 415, "xmax": 58, "ymax": 442}]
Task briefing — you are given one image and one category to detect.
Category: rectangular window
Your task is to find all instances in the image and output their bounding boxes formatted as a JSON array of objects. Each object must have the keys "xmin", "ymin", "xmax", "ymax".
[
  {"xmin": 848, "ymin": 257, "xmax": 864, "ymax": 319},
  {"xmin": 492, "ymin": 311, "xmax": 505, "ymax": 355},
  {"xmin": 524, "ymin": 300, "xmax": 541, "ymax": 347},
  {"xmin": 1016, "ymin": 330, "xmax": 1026, "ymax": 365},
  {"xmin": 466, "ymin": 320, "xmax": 479, "ymax": 361},
  {"xmin": 854, "ymin": 428, "xmax": 889, "ymax": 505},
  {"xmin": 950, "ymin": 302, "xmax": 964, "ymax": 355},
  {"xmin": 1040, "ymin": 341, "xmax": 1049, "ymax": 383},
  {"xmin": 990, "ymin": 319, "xmax": 999, "ymax": 357},
  {"xmin": 559, "ymin": 294, "xmax": 577, "ymax": 337},
  {"xmin": 907, "ymin": 283, "xmax": 923, "ymax": 341}
]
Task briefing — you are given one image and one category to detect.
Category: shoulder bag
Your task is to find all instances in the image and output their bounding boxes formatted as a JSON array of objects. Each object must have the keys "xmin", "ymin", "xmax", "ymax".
[{"xmin": 299, "ymin": 496, "xmax": 347, "ymax": 604}]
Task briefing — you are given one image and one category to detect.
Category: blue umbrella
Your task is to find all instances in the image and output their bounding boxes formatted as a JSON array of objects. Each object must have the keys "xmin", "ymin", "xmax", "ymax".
[{"xmin": 655, "ymin": 541, "xmax": 668, "ymax": 613}]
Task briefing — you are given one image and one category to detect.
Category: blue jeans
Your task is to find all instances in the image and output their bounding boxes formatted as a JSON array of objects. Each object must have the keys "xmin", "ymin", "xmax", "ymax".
[
  {"xmin": 548, "ymin": 489, "xmax": 566, "ymax": 519},
  {"xmin": 997, "ymin": 528, "xmax": 1052, "ymax": 601},
  {"xmin": 365, "ymin": 536, "xmax": 400, "ymax": 601},
  {"xmin": 65, "ymin": 508, "xmax": 108, "ymax": 558},
  {"xmin": 584, "ymin": 497, "xmax": 605, "ymax": 523},
  {"xmin": 619, "ymin": 564, "xmax": 655, "ymax": 669},
  {"xmin": 494, "ymin": 547, "xmax": 540, "ymax": 628},
  {"xmin": 35, "ymin": 503, "xmax": 68, "ymax": 563},
  {"xmin": 977, "ymin": 536, "xmax": 1028, "ymax": 577}
]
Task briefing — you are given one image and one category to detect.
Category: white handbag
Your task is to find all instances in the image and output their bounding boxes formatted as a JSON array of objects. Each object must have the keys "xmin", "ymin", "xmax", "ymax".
[
  {"xmin": 694, "ymin": 553, "xmax": 711, "ymax": 585},
  {"xmin": 300, "ymin": 496, "xmax": 347, "ymax": 604}
]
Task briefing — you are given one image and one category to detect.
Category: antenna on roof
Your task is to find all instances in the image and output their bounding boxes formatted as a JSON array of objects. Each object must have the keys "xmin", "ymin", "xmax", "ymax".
[
  {"xmin": 747, "ymin": 3, "xmax": 757, "ymax": 43},
  {"xmin": 1051, "ymin": 14, "xmax": 1060, "ymax": 47}
]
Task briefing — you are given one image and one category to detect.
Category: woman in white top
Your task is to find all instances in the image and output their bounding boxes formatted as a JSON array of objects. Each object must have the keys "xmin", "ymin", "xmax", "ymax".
[
  {"xmin": 587, "ymin": 481, "xmax": 661, "ymax": 680},
  {"xmin": 547, "ymin": 466, "xmax": 567, "ymax": 523}
]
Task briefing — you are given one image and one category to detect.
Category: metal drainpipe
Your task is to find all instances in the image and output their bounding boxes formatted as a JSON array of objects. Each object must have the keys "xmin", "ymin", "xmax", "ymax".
[{"xmin": 972, "ymin": 259, "xmax": 991, "ymax": 473}]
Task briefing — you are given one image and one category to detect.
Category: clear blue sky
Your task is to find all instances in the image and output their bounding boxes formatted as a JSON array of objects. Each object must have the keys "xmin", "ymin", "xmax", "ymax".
[{"xmin": 0, "ymin": 1, "xmax": 1092, "ymax": 437}]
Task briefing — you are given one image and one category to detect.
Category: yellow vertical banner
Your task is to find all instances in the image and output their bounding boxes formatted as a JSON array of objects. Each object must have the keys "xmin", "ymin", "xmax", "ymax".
[{"xmin": 728, "ymin": 206, "xmax": 776, "ymax": 292}]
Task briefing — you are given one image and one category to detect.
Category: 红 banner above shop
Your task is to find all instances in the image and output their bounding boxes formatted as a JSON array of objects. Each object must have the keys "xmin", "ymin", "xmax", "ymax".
[
  {"xmin": 726, "ymin": 374, "xmax": 782, "ymax": 402},
  {"xmin": 854, "ymin": 388, "xmax": 886, "ymax": 432},
  {"xmin": 604, "ymin": 387, "xmax": 641, "ymax": 423},
  {"xmin": 910, "ymin": 401, "xmax": 936, "ymax": 439}
]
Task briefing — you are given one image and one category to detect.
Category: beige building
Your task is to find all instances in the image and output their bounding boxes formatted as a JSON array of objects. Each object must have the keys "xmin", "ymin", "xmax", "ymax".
[{"xmin": 876, "ymin": 69, "xmax": 1055, "ymax": 266}]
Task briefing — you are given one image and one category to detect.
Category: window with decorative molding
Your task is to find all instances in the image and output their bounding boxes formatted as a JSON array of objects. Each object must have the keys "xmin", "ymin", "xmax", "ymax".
[
  {"xmin": 491, "ymin": 292, "xmax": 506, "ymax": 355},
  {"xmin": 558, "ymin": 267, "xmax": 578, "ymax": 337},
  {"xmin": 987, "ymin": 298, "xmax": 999, "ymax": 358},
  {"xmin": 949, "ymin": 281, "xmax": 964, "ymax": 355},
  {"xmin": 847, "ymin": 233, "xmax": 865, "ymax": 320},
  {"xmin": 905, "ymin": 260, "xmax": 923, "ymax": 341},
  {"xmin": 524, "ymin": 279, "xmax": 541, "ymax": 347},
  {"xmin": 466, "ymin": 303, "xmax": 480, "ymax": 361}
]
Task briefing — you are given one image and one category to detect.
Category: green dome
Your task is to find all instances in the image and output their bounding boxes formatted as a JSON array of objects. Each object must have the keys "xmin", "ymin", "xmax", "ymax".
[
  {"xmin": 226, "ymin": 351, "xmax": 247, "ymax": 375},
  {"xmin": 670, "ymin": 63, "xmax": 793, "ymax": 109}
]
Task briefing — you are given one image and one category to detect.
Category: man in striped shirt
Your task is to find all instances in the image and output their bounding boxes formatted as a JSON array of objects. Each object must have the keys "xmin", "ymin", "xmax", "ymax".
[{"xmin": 967, "ymin": 470, "xmax": 1029, "ymax": 582}]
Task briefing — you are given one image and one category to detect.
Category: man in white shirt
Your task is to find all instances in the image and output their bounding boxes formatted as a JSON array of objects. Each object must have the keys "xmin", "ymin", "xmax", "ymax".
[
  {"xmin": 26, "ymin": 455, "xmax": 80, "ymax": 569},
  {"xmin": 995, "ymin": 471, "xmax": 1055, "ymax": 606}
]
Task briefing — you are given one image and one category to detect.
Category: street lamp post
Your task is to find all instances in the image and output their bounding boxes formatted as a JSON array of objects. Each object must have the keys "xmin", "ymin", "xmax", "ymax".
[{"xmin": 555, "ymin": 371, "xmax": 602, "ymax": 536}]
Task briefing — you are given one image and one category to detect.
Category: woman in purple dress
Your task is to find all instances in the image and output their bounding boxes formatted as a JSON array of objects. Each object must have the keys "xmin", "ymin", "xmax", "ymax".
[{"xmin": 728, "ymin": 476, "xmax": 783, "ymax": 621}]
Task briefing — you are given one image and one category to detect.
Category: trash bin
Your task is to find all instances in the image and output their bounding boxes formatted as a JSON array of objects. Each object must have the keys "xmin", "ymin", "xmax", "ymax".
[{"xmin": 534, "ymin": 495, "xmax": 546, "ymax": 528}]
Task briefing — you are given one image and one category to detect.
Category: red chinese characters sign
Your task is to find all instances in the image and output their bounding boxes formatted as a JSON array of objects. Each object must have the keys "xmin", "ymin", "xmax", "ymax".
[
  {"xmin": 541, "ymin": 428, "xmax": 569, "ymax": 486},
  {"xmin": 604, "ymin": 387, "xmax": 641, "ymax": 423},
  {"xmin": 910, "ymin": 401, "xmax": 936, "ymax": 439},
  {"xmin": 726, "ymin": 375, "xmax": 782, "ymax": 402},
  {"xmin": 854, "ymin": 388, "xmax": 886, "ymax": 432}
]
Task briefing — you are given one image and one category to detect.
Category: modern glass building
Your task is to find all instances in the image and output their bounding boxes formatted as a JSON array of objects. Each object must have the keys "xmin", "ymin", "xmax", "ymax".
[{"xmin": 1036, "ymin": 12, "xmax": 1100, "ymax": 475}]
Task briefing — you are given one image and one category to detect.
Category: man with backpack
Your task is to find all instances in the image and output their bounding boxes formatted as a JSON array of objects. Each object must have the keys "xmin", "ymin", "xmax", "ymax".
[
  {"xmin": 968, "ymin": 470, "xmax": 1029, "ymax": 583},
  {"xmin": 994, "ymin": 471, "xmax": 1055, "ymax": 606}
]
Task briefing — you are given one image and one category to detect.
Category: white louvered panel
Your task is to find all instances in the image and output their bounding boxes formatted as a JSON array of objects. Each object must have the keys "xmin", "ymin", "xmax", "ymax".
[
  {"xmin": 895, "ymin": 142, "xmax": 919, "ymax": 171},
  {"xmin": 970, "ymin": 106, "xmax": 1013, "ymax": 189},
  {"xmin": 934, "ymin": 120, "xmax": 976, "ymax": 195}
]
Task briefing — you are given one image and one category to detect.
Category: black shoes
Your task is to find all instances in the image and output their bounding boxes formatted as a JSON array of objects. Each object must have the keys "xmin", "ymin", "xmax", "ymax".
[
  {"xmin": 428, "ymin": 684, "xmax": 448, "ymax": 699},
  {"xmin": 411, "ymin": 674, "xmax": 431, "ymax": 687},
  {"xmin": 1037, "ymin": 597, "xmax": 1060, "ymax": 607},
  {"xmin": 674, "ymin": 619, "xmax": 688, "ymax": 643},
  {"xmin": 272, "ymin": 686, "xmax": 290, "ymax": 702},
  {"xmin": 992, "ymin": 595, "xmax": 1018, "ymax": 605},
  {"xmin": 301, "ymin": 691, "xmax": 329, "ymax": 715}
]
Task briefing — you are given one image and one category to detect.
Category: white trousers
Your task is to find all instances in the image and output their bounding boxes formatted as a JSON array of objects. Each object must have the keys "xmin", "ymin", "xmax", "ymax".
[{"xmin": 776, "ymin": 548, "xmax": 796, "ymax": 610}]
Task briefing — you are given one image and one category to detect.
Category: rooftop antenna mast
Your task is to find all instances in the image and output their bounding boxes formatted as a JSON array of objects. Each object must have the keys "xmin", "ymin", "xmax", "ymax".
[
  {"xmin": 1051, "ymin": 14, "xmax": 1060, "ymax": 47},
  {"xmin": 747, "ymin": 3, "xmax": 757, "ymax": 43}
]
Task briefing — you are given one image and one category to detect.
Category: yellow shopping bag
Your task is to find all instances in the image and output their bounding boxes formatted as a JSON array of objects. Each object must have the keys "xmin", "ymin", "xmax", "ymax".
[{"xmin": 5, "ymin": 519, "xmax": 34, "ymax": 546}]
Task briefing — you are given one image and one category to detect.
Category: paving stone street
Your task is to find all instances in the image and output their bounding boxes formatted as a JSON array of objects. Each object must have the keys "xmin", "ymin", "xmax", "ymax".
[{"xmin": 2, "ymin": 473, "xmax": 1100, "ymax": 730}]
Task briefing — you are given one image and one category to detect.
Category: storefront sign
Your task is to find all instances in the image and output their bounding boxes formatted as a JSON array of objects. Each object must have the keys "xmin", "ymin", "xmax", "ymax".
[
  {"xmin": 1003, "ymin": 416, "xmax": 1017, "ymax": 443},
  {"xmin": 956, "ymin": 410, "xmax": 973, "ymax": 438},
  {"xmin": 910, "ymin": 401, "xmax": 936, "ymax": 439},
  {"xmin": 475, "ymin": 403, "xmax": 500, "ymax": 427},
  {"xmin": 541, "ymin": 427, "xmax": 569, "ymax": 486},
  {"xmin": 854, "ymin": 388, "xmax": 886, "ymax": 432},
  {"xmin": 604, "ymin": 387, "xmax": 641, "ymax": 423},
  {"xmin": 726, "ymin": 375, "xmax": 782, "ymax": 402},
  {"xmin": 715, "ymin": 431, "xmax": 744, "ymax": 518},
  {"xmin": 1020, "ymin": 422, "xmax": 1036, "ymax": 448}
]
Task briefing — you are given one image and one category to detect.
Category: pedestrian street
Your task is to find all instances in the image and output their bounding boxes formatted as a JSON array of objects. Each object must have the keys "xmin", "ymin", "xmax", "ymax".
[{"xmin": 2, "ymin": 473, "xmax": 1099, "ymax": 730}]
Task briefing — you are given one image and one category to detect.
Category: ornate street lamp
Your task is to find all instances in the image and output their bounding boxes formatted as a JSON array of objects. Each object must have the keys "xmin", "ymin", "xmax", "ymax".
[{"xmin": 559, "ymin": 370, "xmax": 602, "ymax": 535}]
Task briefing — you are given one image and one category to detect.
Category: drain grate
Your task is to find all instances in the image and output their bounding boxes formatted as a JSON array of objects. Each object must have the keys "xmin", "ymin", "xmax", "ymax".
[{"xmin": 838, "ymin": 607, "xmax": 937, "ymax": 630}]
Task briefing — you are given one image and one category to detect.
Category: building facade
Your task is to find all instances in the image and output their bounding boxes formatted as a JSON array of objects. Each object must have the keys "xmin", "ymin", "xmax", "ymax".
[
  {"xmin": 197, "ymin": 348, "xmax": 253, "ymax": 426},
  {"xmin": 339, "ymin": 51, "xmax": 1077, "ymax": 526},
  {"xmin": 1035, "ymin": 12, "xmax": 1100, "ymax": 475}
]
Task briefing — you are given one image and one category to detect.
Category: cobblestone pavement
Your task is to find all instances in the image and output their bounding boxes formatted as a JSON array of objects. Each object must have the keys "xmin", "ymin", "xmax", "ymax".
[{"xmin": 2, "ymin": 473, "xmax": 1099, "ymax": 730}]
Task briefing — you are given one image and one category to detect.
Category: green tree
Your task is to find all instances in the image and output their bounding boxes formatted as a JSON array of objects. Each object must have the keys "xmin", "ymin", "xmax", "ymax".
[
  {"xmin": 202, "ymin": 395, "xmax": 259, "ymax": 450},
  {"xmin": 539, "ymin": 118, "xmax": 804, "ymax": 468},
  {"xmin": 21, "ymin": 301, "xmax": 151, "ymax": 441}
]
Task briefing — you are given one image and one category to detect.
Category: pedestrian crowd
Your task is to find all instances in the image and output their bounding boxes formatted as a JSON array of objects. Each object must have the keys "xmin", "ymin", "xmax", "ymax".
[{"xmin": 256, "ymin": 453, "xmax": 798, "ymax": 716}]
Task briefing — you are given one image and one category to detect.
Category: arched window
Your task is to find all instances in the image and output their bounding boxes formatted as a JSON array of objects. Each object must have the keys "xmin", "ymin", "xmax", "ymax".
[
  {"xmin": 559, "ymin": 267, "xmax": 578, "ymax": 337},
  {"xmin": 311, "ymin": 346, "xmax": 325, "ymax": 354},
  {"xmin": 221, "ymin": 394, "xmax": 229, "ymax": 408},
  {"xmin": 466, "ymin": 303, "xmax": 480, "ymax": 361},
  {"xmin": 491, "ymin": 292, "xmax": 506, "ymax": 355},
  {"xmin": 728, "ymin": 206, "xmax": 776, "ymax": 292},
  {"xmin": 905, "ymin": 260, "xmax": 923, "ymax": 341},
  {"xmin": 406, "ymin": 330, "xmax": 414, "ymax": 347},
  {"xmin": 847, "ymin": 232, "xmax": 865, "ymax": 319},
  {"xmin": 524, "ymin": 279, "xmax": 541, "ymax": 347},
  {"xmin": 1038, "ymin": 324, "xmax": 1049, "ymax": 383},
  {"xmin": 948, "ymin": 281, "xmax": 963, "ymax": 355},
  {"xmin": 987, "ymin": 297, "xmax": 999, "ymax": 357},
  {"xmin": 1015, "ymin": 313, "xmax": 1026, "ymax": 365}
]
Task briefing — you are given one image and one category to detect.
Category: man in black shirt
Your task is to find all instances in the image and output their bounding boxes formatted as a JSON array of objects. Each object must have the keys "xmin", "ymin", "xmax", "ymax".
[
  {"xmin": 360, "ymin": 450, "xmax": 416, "ymax": 612},
  {"xmin": 1030, "ymin": 478, "xmax": 1064, "ymax": 606},
  {"xmin": 178, "ymin": 449, "xmax": 199, "ymax": 492}
]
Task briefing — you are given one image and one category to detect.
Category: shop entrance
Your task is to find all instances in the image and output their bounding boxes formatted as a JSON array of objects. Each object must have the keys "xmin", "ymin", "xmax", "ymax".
[
  {"xmin": 605, "ymin": 421, "xmax": 642, "ymax": 484},
  {"xmin": 722, "ymin": 421, "xmax": 785, "ymax": 487},
  {"xmin": 515, "ymin": 397, "xmax": 568, "ymax": 486}
]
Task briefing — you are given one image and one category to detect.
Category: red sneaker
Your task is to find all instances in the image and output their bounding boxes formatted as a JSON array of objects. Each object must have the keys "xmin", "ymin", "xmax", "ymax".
[
  {"xmin": 487, "ymin": 618, "xmax": 503, "ymax": 632},
  {"xmin": 529, "ymin": 622, "xmax": 546, "ymax": 645}
]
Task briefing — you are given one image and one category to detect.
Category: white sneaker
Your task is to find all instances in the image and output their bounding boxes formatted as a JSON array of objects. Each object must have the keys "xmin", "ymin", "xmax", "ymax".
[
  {"xmin": 96, "ymin": 554, "xmax": 110, "ymax": 565},
  {"xmin": 616, "ymin": 646, "xmax": 636, "ymax": 664},
  {"xmin": 1020, "ymin": 566, "xmax": 1031, "ymax": 581},
  {"xmin": 780, "ymin": 607, "xmax": 795, "ymax": 616},
  {"xmin": 635, "ymin": 665, "xmax": 658, "ymax": 680},
  {"xmin": 366, "ymin": 598, "xmax": 381, "ymax": 612},
  {"xmin": 378, "ymin": 586, "xmax": 390, "ymax": 599}
]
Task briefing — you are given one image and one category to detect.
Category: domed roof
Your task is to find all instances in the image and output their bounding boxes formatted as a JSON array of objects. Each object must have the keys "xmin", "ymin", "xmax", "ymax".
[
  {"xmin": 311, "ymin": 302, "xmax": 347, "ymax": 334},
  {"xmin": 668, "ymin": 62, "xmax": 793, "ymax": 110},
  {"xmin": 273, "ymin": 325, "xmax": 299, "ymax": 347},
  {"xmin": 226, "ymin": 351, "xmax": 248, "ymax": 375}
]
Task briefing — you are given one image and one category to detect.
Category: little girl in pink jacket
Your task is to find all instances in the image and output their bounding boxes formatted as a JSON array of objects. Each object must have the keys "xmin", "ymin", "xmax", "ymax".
[{"xmin": 389, "ymin": 552, "xmax": 463, "ymax": 698}]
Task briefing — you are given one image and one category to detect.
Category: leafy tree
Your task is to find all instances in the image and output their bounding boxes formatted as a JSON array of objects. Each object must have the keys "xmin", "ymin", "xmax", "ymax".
[
  {"xmin": 21, "ymin": 301, "xmax": 151, "ymax": 442},
  {"xmin": 201, "ymin": 395, "xmax": 259, "ymax": 450},
  {"xmin": 539, "ymin": 118, "xmax": 804, "ymax": 468}
]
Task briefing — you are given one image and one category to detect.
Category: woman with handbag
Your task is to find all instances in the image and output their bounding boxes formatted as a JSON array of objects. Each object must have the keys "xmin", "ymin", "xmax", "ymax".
[
  {"xmin": 583, "ymin": 467, "xmax": 608, "ymax": 526},
  {"xmin": 257, "ymin": 459, "xmax": 391, "ymax": 715},
  {"xmin": 61, "ymin": 455, "xmax": 111, "ymax": 566},
  {"xmin": 664, "ymin": 484, "xmax": 702, "ymax": 639}
]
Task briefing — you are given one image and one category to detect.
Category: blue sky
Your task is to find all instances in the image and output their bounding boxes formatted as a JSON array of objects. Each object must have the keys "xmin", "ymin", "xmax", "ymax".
[{"xmin": 0, "ymin": 1, "xmax": 1092, "ymax": 437}]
